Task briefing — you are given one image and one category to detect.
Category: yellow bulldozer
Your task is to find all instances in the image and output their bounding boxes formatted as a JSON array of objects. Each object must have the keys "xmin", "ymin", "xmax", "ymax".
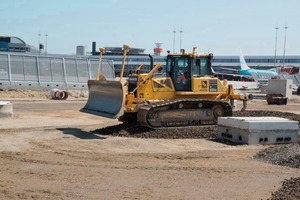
[{"xmin": 81, "ymin": 45, "xmax": 253, "ymax": 128}]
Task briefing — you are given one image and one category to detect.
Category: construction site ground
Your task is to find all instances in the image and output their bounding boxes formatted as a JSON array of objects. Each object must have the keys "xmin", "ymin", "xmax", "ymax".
[{"xmin": 0, "ymin": 90, "xmax": 299, "ymax": 200}]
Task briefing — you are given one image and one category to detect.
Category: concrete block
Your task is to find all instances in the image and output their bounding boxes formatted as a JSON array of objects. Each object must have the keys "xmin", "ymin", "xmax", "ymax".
[
  {"xmin": 217, "ymin": 117, "xmax": 298, "ymax": 145},
  {"xmin": 0, "ymin": 101, "xmax": 13, "ymax": 117}
]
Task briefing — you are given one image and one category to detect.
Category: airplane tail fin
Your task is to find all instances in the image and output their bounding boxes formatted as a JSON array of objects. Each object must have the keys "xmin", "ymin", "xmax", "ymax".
[{"xmin": 240, "ymin": 49, "xmax": 251, "ymax": 70}]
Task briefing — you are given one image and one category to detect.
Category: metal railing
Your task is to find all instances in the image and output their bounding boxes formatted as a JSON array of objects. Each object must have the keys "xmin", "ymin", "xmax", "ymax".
[{"xmin": 0, "ymin": 52, "xmax": 114, "ymax": 90}]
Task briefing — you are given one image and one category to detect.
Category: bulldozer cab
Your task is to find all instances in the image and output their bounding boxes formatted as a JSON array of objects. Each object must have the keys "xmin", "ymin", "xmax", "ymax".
[{"xmin": 166, "ymin": 53, "xmax": 213, "ymax": 91}]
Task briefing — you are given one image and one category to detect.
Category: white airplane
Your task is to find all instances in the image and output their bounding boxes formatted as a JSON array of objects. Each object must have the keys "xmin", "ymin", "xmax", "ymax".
[{"xmin": 214, "ymin": 49, "xmax": 278, "ymax": 81}]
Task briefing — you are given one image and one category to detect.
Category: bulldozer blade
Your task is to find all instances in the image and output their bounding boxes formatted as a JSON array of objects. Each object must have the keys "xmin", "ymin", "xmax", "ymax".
[{"xmin": 80, "ymin": 79, "xmax": 125, "ymax": 119}]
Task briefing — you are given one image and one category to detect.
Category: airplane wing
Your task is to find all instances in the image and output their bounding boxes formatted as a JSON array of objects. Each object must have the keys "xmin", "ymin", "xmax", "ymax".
[
  {"xmin": 211, "ymin": 67, "xmax": 253, "ymax": 81},
  {"xmin": 218, "ymin": 67, "xmax": 239, "ymax": 73}
]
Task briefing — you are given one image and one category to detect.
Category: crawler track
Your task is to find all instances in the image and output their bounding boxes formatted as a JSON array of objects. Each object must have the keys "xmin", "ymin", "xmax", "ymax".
[{"xmin": 137, "ymin": 99, "xmax": 232, "ymax": 128}]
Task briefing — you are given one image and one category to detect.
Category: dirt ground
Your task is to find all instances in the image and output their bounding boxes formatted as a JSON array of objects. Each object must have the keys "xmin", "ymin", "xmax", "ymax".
[{"xmin": 0, "ymin": 90, "xmax": 299, "ymax": 200}]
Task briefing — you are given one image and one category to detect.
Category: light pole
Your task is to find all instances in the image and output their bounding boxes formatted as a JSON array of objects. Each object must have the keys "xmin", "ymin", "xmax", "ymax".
[
  {"xmin": 274, "ymin": 25, "xmax": 279, "ymax": 67},
  {"xmin": 283, "ymin": 24, "xmax": 288, "ymax": 67},
  {"xmin": 45, "ymin": 33, "xmax": 48, "ymax": 55},
  {"xmin": 38, "ymin": 33, "xmax": 41, "ymax": 54},
  {"xmin": 173, "ymin": 28, "xmax": 176, "ymax": 53},
  {"xmin": 179, "ymin": 27, "xmax": 183, "ymax": 51}
]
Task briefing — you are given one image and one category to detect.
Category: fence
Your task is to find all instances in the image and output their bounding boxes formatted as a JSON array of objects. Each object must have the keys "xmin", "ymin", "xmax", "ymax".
[
  {"xmin": 279, "ymin": 74, "xmax": 300, "ymax": 85},
  {"xmin": 0, "ymin": 52, "xmax": 114, "ymax": 90}
]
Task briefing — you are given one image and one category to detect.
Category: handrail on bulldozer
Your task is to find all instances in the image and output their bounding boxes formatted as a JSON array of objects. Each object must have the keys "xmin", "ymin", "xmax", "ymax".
[
  {"xmin": 95, "ymin": 47, "xmax": 105, "ymax": 80},
  {"xmin": 119, "ymin": 44, "xmax": 130, "ymax": 84}
]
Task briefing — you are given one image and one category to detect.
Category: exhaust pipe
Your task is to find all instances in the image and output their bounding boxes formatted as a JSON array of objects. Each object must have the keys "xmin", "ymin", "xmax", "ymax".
[
  {"xmin": 92, "ymin": 41, "xmax": 96, "ymax": 55},
  {"xmin": 149, "ymin": 54, "xmax": 154, "ymax": 70}
]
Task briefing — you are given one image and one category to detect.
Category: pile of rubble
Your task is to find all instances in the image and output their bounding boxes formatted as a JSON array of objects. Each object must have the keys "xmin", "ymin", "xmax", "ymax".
[
  {"xmin": 93, "ymin": 110, "xmax": 300, "ymax": 139},
  {"xmin": 270, "ymin": 177, "xmax": 300, "ymax": 200},
  {"xmin": 93, "ymin": 122, "xmax": 217, "ymax": 139},
  {"xmin": 254, "ymin": 144, "xmax": 300, "ymax": 168},
  {"xmin": 254, "ymin": 144, "xmax": 300, "ymax": 200}
]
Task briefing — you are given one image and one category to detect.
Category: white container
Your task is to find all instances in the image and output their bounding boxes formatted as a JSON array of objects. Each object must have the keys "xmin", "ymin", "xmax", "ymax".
[
  {"xmin": 217, "ymin": 117, "xmax": 299, "ymax": 145},
  {"xmin": 0, "ymin": 101, "xmax": 13, "ymax": 117}
]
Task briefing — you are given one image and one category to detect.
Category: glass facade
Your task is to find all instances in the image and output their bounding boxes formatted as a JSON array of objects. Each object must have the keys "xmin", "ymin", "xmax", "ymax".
[
  {"xmin": 0, "ymin": 53, "xmax": 114, "ymax": 85},
  {"xmin": 213, "ymin": 56, "xmax": 300, "ymax": 66},
  {"xmin": 1, "ymin": 51, "xmax": 299, "ymax": 90}
]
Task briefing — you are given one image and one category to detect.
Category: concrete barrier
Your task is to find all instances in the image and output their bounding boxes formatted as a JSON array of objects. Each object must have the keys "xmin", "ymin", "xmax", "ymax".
[
  {"xmin": 0, "ymin": 101, "xmax": 13, "ymax": 117},
  {"xmin": 217, "ymin": 117, "xmax": 298, "ymax": 145}
]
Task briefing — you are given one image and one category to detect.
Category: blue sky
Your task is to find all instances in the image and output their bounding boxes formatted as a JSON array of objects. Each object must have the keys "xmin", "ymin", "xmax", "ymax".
[{"xmin": 1, "ymin": 0, "xmax": 299, "ymax": 56}]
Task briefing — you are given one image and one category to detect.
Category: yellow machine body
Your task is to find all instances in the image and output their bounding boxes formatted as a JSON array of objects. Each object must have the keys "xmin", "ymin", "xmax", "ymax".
[{"xmin": 81, "ymin": 46, "xmax": 252, "ymax": 128}]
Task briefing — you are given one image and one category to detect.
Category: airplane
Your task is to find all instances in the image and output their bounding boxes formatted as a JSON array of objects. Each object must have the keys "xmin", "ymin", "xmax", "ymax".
[
  {"xmin": 238, "ymin": 50, "xmax": 278, "ymax": 80},
  {"xmin": 211, "ymin": 67, "xmax": 258, "ymax": 90},
  {"xmin": 213, "ymin": 49, "xmax": 279, "ymax": 81}
]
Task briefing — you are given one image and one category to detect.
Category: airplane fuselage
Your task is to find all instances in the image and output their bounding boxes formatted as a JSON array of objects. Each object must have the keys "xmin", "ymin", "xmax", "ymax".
[{"xmin": 239, "ymin": 69, "xmax": 278, "ymax": 78}]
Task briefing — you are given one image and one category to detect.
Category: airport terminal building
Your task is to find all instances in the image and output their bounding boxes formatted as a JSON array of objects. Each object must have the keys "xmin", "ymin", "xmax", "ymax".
[
  {"xmin": 88, "ymin": 42, "xmax": 300, "ymax": 75},
  {"xmin": 1, "ymin": 36, "xmax": 299, "ymax": 74},
  {"xmin": 0, "ymin": 37, "xmax": 299, "ymax": 90}
]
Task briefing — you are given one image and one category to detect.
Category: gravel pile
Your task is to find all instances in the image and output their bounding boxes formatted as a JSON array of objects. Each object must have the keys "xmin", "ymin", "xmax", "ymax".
[
  {"xmin": 93, "ymin": 110, "xmax": 300, "ymax": 139},
  {"xmin": 92, "ymin": 122, "xmax": 218, "ymax": 139},
  {"xmin": 270, "ymin": 177, "xmax": 300, "ymax": 200},
  {"xmin": 254, "ymin": 143, "xmax": 300, "ymax": 200},
  {"xmin": 234, "ymin": 110, "xmax": 300, "ymax": 124},
  {"xmin": 253, "ymin": 144, "xmax": 300, "ymax": 168}
]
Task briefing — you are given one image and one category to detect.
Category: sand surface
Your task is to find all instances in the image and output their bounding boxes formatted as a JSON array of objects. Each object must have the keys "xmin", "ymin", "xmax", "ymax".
[{"xmin": 0, "ymin": 91, "xmax": 299, "ymax": 199}]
